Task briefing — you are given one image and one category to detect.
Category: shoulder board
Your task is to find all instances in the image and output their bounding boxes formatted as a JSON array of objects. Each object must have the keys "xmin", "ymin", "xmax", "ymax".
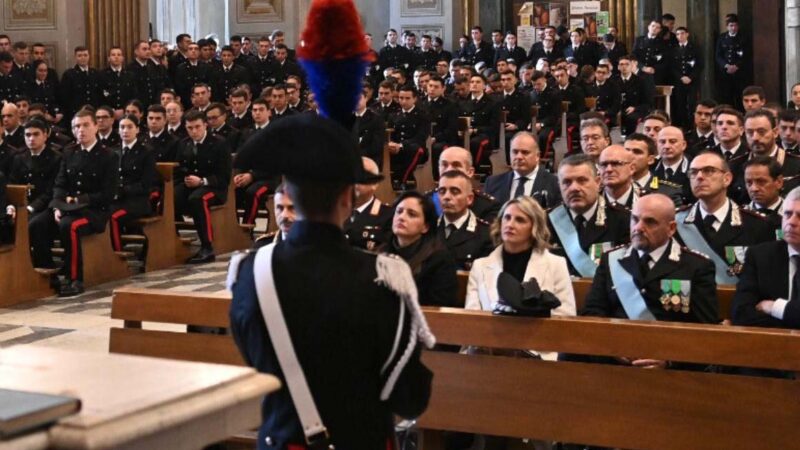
[
  {"xmin": 474, "ymin": 189, "xmax": 496, "ymax": 201},
  {"xmin": 604, "ymin": 243, "xmax": 629, "ymax": 254},
  {"xmin": 353, "ymin": 246, "xmax": 380, "ymax": 257},
  {"xmin": 739, "ymin": 208, "xmax": 768, "ymax": 220},
  {"xmin": 607, "ymin": 202, "xmax": 631, "ymax": 213},
  {"xmin": 681, "ymin": 247, "xmax": 712, "ymax": 260},
  {"xmin": 785, "ymin": 152, "xmax": 800, "ymax": 159},
  {"xmin": 423, "ymin": 188, "xmax": 435, "ymax": 196},
  {"xmin": 729, "ymin": 153, "xmax": 747, "ymax": 162},
  {"xmin": 255, "ymin": 231, "xmax": 277, "ymax": 242},
  {"xmin": 225, "ymin": 249, "xmax": 254, "ymax": 290},
  {"xmin": 475, "ymin": 217, "xmax": 490, "ymax": 226},
  {"xmin": 659, "ymin": 179, "xmax": 682, "ymax": 188},
  {"xmin": 677, "ymin": 203, "xmax": 693, "ymax": 212}
]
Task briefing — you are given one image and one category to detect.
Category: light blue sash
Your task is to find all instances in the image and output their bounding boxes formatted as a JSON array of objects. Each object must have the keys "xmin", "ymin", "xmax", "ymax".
[
  {"xmin": 550, "ymin": 205, "xmax": 597, "ymax": 277},
  {"xmin": 675, "ymin": 210, "xmax": 739, "ymax": 285},
  {"xmin": 607, "ymin": 248, "xmax": 657, "ymax": 321}
]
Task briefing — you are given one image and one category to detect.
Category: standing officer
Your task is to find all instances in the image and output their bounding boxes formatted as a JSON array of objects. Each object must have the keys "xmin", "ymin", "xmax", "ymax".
[
  {"xmin": 101, "ymin": 46, "xmax": 139, "ymax": 118},
  {"xmin": 716, "ymin": 14, "xmax": 751, "ymax": 109},
  {"xmin": 229, "ymin": 113, "xmax": 433, "ymax": 450},
  {"xmin": 59, "ymin": 46, "xmax": 103, "ymax": 122},
  {"xmin": 670, "ymin": 27, "xmax": 702, "ymax": 129},
  {"xmin": 633, "ymin": 20, "xmax": 669, "ymax": 85},
  {"xmin": 174, "ymin": 109, "xmax": 232, "ymax": 264},
  {"xmin": 174, "ymin": 42, "xmax": 212, "ymax": 110}
]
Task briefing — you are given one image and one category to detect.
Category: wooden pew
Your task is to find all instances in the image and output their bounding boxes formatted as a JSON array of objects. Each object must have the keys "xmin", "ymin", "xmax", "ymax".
[
  {"xmin": 375, "ymin": 128, "xmax": 396, "ymax": 203},
  {"xmin": 529, "ymin": 105, "xmax": 540, "ymax": 140},
  {"xmin": 457, "ymin": 116, "xmax": 471, "ymax": 150},
  {"xmin": 491, "ymin": 111, "xmax": 510, "ymax": 175},
  {"xmin": 136, "ymin": 163, "xmax": 193, "ymax": 272},
  {"xmin": 584, "ymin": 96, "xmax": 597, "ymax": 111},
  {"xmin": 0, "ymin": 185, "xmax": 55, "ymax": 306},
  {"xmin": 81, "ymin": 226, "xmax": 131, "ymax": 287},
  {"xmin": 110, "ymin": 287, "xmax": 800, "ymax": 450},
  {"xmin": 413, "ymin": 123, "xmax": 436, "ymax": 193},
  {"xmin": 656, "ymin": 85, "xmax": 674, "ymax": 118},
  {"xmin": 208, "ymin": 177, "xmax": 254, "ymax": 255}
]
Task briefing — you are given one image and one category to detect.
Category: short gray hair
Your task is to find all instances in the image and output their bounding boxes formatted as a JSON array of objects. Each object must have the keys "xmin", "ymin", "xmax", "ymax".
[
  {"xmin": 580, "ymin": 118, "xmax": 610, "ymax": 138},
  {"xmin": 786, "ymin": 186, "xmax": 800, "ymax": 203}
]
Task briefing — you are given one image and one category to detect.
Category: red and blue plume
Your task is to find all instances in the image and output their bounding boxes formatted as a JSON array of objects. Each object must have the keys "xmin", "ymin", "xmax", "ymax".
[{"xmin": 297, "ymin": 0, "xmax": 373, "ymax": 125}]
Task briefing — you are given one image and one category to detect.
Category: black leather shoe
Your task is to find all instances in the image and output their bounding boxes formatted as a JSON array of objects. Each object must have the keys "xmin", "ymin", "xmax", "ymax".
[
  {"xmin": 186, "ymin": 247, "xmax": 215, "ymax": 264},
  {"xmin": 58, "ymin": 281, "xmax": 84, "ymax": 297}
]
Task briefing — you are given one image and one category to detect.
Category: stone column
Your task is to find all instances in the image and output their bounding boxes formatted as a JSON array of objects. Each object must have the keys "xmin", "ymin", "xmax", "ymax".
[
  {"xmin": 636, "ymin": 0, "xmax": 661, "ymax": 35},
  {"xmin": 687, "ymin": 0, "xmax": 719, "ymax": 101},
  {"xmin": 786, "ymin": 1, "xmax": 800, "ymax": 99}
]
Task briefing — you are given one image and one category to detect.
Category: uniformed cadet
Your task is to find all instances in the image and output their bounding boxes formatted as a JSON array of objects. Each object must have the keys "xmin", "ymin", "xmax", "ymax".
[
  {"xmin": 675, "ymin": 151, "xmax": 774, "ymax": 286},
  {"xmin": 1, "ymin": 102, "xmax": 24, "ymax": 149},
  {"xmin": 377, "ymin": 29, "xmax": 413, "ymax": 75},
  {"xmin": 229, "ymin": 113, "xmax": 432, "ymax": 450},
  {"xmin": 459, "ymin": 74, "xmax": 500, "ymax": 177},
  {"xmin": 352, "ymin": 89, "xmax": 385, "ymax": 168},
  {"xmin": 0, "ymin": 172, "xmax": 11, "ymax": 244},
  {"xmin": 165, "ymin": 100, "xmax": 187, "ymax": 138},
  {"xmin": 778, "ymin": 110, "xmax": 799, "ymax": 154},
  {"xmin": 435, "ymin": 170, "xmax": 493, "ymax": 270},
  {"xmin": 269, "ymin": 84, "xmax": 297, "ymax": 122},
  {"xmin": 211, "ymin": 46, "xmax": 251, "ymax": 103},
  {"xmin": 497, "ymin": 70, "xmax": 531, "ymax": 162},
  {"xmin": 465, "ymin": 26, "xmax": 494, "ymax": 68},
  {"xmin": 716, "ymin": 14, "xmax": 751, "ymax": 108},
  {"xmin": 633, "ymin": 20, "xmax": 669, "ymax": 85},
  {"xmin": 670, "ymin": 27, "xmax": 702, "ymax": 128},
  {"xmin": 742, "ymin": 156, "xmax": 785, "ymax": 232},
  {"xmin": 173, "ymin": 42, "xmax": 212, "ymax": 110},
  {"xmin": 548, "ymin": 154, "xmax": 631, "ymax": 277},
  {"xmin": 29, "ymin": 110, "xmax": 118, "ymax": 297},
  {"xmin": 549, "ymin": 65, "xmax": 586, "ymax": 154},
  {"xmin": 168, "ymin": 33, "xmax": 192, "ymax": 83},
  {"xmin": 205, "ymin": 102, "xmax": 242, "ymax": 153},
  {"xmin": 252, "ymin": 182, "xmax": 295, "ymax": 249},
  {"xmin": 371, "ymin": 79, "xmax": 400, "ymax": 122},
  {"xmin": 564, "ymin": 29, "xmax": 596, "ymax": 69},
  {"xmin": 127, "ymin": 41, "xmax": 159, "ymax": 107},
  {"xmin": 59, "ymin": 47, "xmax": 103, "ymax": 120},
  {"xmin": 173, "ymin": 109, "xmax": 232, "ymax": 264},
  {"xmin": 271, "ymin": 44, "xmax": 302, "ymax": 86},
  {"xmin": 0, "ymin": 117, "xmax": 19, "ymax": 176},
  {"xmin": 228, "ymin": 89, "xmax": 254, "ymax": 131},
  {"xmin": 616, "ymin": 54, "xmax": 653, "ymax": 136},
  {"xmin": 581, "ymin": 194, "xmax": 719, "ymax": 340},
  {"xmin": 710, "ymin": 107, "xmax": 750, "ymax": 204},
  {"xmin": 426, "ymin": 146, "xmax": 501, "ymax": 222},
  {"xmin": 108, "ymin": 115, "xmax": 157, "ymax": 252},
  {"xmin": 239, "ymin": 97, "xmax": 271, "ymax": 144},
  {"xmin": 100, "ymin": 46, "xmax": 139, "ymax": 117},
  {"xmin": 233, "ymin": 111, "xmax": 280, "ymax": 227},
  {"xmin": 146, "ymin": 104, "xmax": 179, "ymax": 162},
  {"xmin": 387, "ymin": 85, "xmax": 429, "ymax": 188},
  {"xmin": 530, "ymin": 70, "xmax": 559, "ymax": 152},
  {"xmin": 593, "ymin": 62, "xmax": 621, "ymax": 126},
  {"xmin": 421, "ymin": 75, "xmax": 458, "ymax": 179},
  {"xmin": 24, "ymin": 61, "xmax": 61, "ymax": 122},
  {"xmin": 685, "ymin": 100, "xmax": 717, "ymax": 158},
  {"xmin": 250, "ymin": 36, "xmax": 276, "ymax": 96},
  {"xmin": 94, "ymin": 106, "xmax": 121, "ymax": 148},
  {"xmin": 343, "ymin": 157, "xmax": 392, "ymax": 250},
  {"xmin": 0, "ymin": 51, "xmax": 23, "ymax": 104}
]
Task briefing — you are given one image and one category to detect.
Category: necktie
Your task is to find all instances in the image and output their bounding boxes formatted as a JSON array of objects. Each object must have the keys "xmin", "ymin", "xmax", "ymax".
[
  {"xmin": 703, "ymin": 214, "xmax": 717, "ymax": 233},
  {"xmin": 791, "ymin": 255, "xmax": 800, "ymax": 303},
  {"xmin": 756, "ymin": 207, "xmax": 771, "ymax": 214},
  {"xmin": 192, "ymin": 142, "xmax": 199, "ymax": 156},
  {"xmin": 514, "ymin": 176, "xmax": 528, "ymax": 198},
  {"xmin": 574, "ymin": 214, "xmax": 586, "ymax": 230},
  {"xmin": 665, "ymin": 167, "xmax": 675, "ymax": 179},
  {"xmin": 445, "ymin": 223, "xmax": 457, "ymax": 239},
  {"xmin": 639, "ymin": 253, "xmax": 652, "ymax": 277},
  {"xmin": 724, "ymin": 151, "xmax": 734, "ymax": 161}
]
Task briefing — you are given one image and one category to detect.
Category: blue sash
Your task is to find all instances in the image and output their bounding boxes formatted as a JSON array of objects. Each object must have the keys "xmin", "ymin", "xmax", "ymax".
[
  {"xmin": 607, "ymin": 248, "xmax": 657, "ymax": 321},
  {"xmin": 675, "ymin": 210, "xmax": 739, "ymax": 285},
  {"xmin": 432, "ymin": 192, "xmax": 442, "ymax": 216},
  {"xmin": 549, "ymin": 205, "xmax": 598, "ymax": 277}
]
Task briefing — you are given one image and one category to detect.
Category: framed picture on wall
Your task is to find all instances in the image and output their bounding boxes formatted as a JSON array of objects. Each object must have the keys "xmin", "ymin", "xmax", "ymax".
[
  {"xmin": 236, "ymin": 0, "xmax": 283, "ymax": 23},
  {"xmin": 400, "ymin": 24, "xmax": 444, "ymax": 41},
  {"xmin": 400, "ymin": 0, "xmax": 443, "ymax": 17},
  {"xmin": 4, "ymin": 0, "xmax": 56, "ymax": 30}
]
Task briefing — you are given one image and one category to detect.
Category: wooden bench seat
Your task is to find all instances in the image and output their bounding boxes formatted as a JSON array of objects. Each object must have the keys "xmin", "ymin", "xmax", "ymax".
[
  {"xmin": 109, "ymin": 286, "xmax": 800, "ymax": 450},
  {"xmin": 208, "ymin": 177, "xmax": 253, "ymax": 255}
]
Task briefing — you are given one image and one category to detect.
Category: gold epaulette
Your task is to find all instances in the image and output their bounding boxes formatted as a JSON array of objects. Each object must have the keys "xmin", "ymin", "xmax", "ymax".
[
  {"xmin": 659, "ymin": 179, "xmax": 682, "ymax": 188},
  {"xmin": 255, "ymin": 231, "xmax": 277, "ymax": 242},
  {"xmin": 474, "ymin": 189, "xmax": 496, "ymax": 201},
  {"xmin": 739, "ymin": 207, "xmax": 768, "ymax": 220},
  {"xmin": 681, "ymin": 247, "xmax": 712, "ymax": 260}
]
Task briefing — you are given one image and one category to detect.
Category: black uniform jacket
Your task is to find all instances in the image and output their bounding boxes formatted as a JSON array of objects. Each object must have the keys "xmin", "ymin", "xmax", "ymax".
[
  {"xmin": 52, "ymin": 142, "xmax": 118, "ymax": 220},
  {"xmin": 436, "ymin": 211, "xmax": 494, "ymax": 270},
  {"xmin": 8, "ymin": 146, "xmax": 61, "ymax": 213},
  {"xmin": 343, "ymin": 197, "xmax": 393, "ymax": 251},
  {"xmin": 174, "ymin": 133, "xmax": 232, "ymax": 196},
  {"xmin": 229, "ymin": 221, "xmax": 432, "ymax": 449}
]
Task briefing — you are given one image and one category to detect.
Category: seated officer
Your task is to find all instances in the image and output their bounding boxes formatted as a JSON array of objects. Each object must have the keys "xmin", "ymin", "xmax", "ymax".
[
  {"xmin": 685, "ymin": 100, "xmax": 717, "ymax": 158},
  {"xmin": 582, "ymin": 194, "xmax": 718, "ymax": 354},
  {"xmin": 458, "ymin": 74, "xmax": 500, "ymax": 176},
  {"xmin": 742, "ymin": 156, "xmax": 784, "ymax": 231},
  {"xmin": 435, "ymin": 170, "xmax": 493, "ymax": 270},
  {"xmin": 146, "ymin": 104, "xmax": 179, "ymax": 162},
  {"xmin": 578, "ymin": 118, "xmax": 611, "ymax": 162},
  {"xmin": 233, "ymin": 110, "xmax": 280, "ymax": 227},
  {"xmin": 344, "ymin": 157, "xmax": 392, "ymax": 251},
  {"xmin": 497, "ymin": 70, "xmax": 531, "ymax": 161},
  {"xmin": 174, "ymin": 109, "xmax": 232, "ymax": 264},
  {"xmin": 616, "ymin": 54, "xmax": 652, "ymax": 136},
  {"xmin": 600, "ymin": 145, "xmax": 641, "ymax": 209},
  {"xmin": 625, "ymin": 132, "xmax": 685, "ymax": 206},
  {"xmin": 484, "ymin": 131, "xmax": 561, "ymax": 208},
  {"xmin": 7, "ymin": 119, "xmax": 61, "ymax": 230},
  {"xmin": 206, "ymin": 102, "xmax": 242, "ymax": 153},
  {"xmin": 674, "ymin": 151, "xmax": 774, "ymax": 286},
  {"xmin": 732, "ymin": 185, "xmax": 800, "ymax": 330},
  {"xmin": 652, "ymin": 127, "xmax": 691, "ymax": 187},
  {"xmin": 421, "ymin": 75, "xmax": 458, "ymax": 178},
  {"xmin": 548, "ymin": 154, "xmax": 631, "ymax": 277},
  {"xmin": 387, "ymin": 85, "xmax": 429, "ymax": 188},
  {"xmin": 253, "ymin": 183, "xmax": 296, "ymax": 248},
  {"xmin": 593, "ymin": 61, "xmax": 621, "ymax": 126},
  {"xmin": 353, "ymin": 88, "xmax": 385, "ymax": 167},
  {"xmin": 108, "ymin": 115, "xmax": 157, "ymax": 252},
  {"xmin": 778, "ymin": 109, "xmax": 798, "ymax": 154},
  {"xmin": 426, "ymin": 146, "xmax": 500, "ymax": 222},
  {"xmin": 745, "ymin": 109, "xmax": 800, "ymax": 179},
  {"xmin": 29, "ymin": 110, "xmax": 118, "ymax": 297},
  {"xmin": 710, "ymin": 107, "xmax": 749, "ymax": 204}
]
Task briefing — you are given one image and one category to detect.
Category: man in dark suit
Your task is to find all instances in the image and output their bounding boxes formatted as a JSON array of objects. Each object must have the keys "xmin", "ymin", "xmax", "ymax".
[
  {"xmin": 484, "ymin": 132, "xmax": 560, "ymax": 208},
  {"xmin": 732, "ymin": 186, "xmax": 800, "ymax": 330},
  {"xmin": 344, "ymin": 157, "xmax": 393, "ymax": 251},
  {"xmin": 29, "ymin": 111, "xmax": 118, "ymax": 297},
  {"xmin": 674, "ymin": 151, "xmax": 774, "ymax": 285},
  {"xmin": 387, "ymin": 85, "xmax": 429, "ymax": 187},
  {"xmin": 436, "ymin": 170, "xmax": 493, "ymax": 270},
  {"xmin": 670, "ymin": 27, "xmax": 703, "ymax": 129},
  {"xmin": 466, "ymin": 26, "xmax": 494, "ymax": 67},
  {"xmin": 548, "ymin": 154, "xmax": 631, "ymax": 277},
  {"xmin": 583, "ymin": 193, "xmax": 718, "ymax": 339},
  {"xmin": 174, "ymin": 110, "xmax": 232, "ymax": 263}
]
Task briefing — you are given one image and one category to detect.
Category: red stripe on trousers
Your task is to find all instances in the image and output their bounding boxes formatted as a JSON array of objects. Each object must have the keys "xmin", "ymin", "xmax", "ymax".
[
  {"xmin": 247, "ymin": 185, "xmax": 269, "ymax": 224},
  {"xmin": 566, "ymin": 125, "xmax": 576, "ymax": 152},
  {"xmin": 70, "ymin": 218, "xmax": 90, "ymax": 280},
  {"xmin": 475, "ymin": 139, "xmax": 490, "ymax": 167},
  {"xmin": 149, "ymin": 191, "xmax": 160, "ymax": 200},
  {"xmin": 545, "ymin": 130, "xmax": 556, "ymax": 159},
  {"xmin": 110, "ymin": 209, "xmax": 127, "ymax": 251},
  {"xmin": 201, "ymin": 192, "xmax": 215, "ymax": 243},
  {"xmin": 402, "ymin": 148, "xmax": 425, "ymax": 183}
]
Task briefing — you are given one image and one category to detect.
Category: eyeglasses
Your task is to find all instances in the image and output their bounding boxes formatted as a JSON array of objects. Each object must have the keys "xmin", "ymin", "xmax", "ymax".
[
  {"xmin": 598, "ymin": 160, "xmax": 629, "ymax": 169},
  {"xmin": 688, "ymin": 166, "xmax": 727, "ymax": 178}
]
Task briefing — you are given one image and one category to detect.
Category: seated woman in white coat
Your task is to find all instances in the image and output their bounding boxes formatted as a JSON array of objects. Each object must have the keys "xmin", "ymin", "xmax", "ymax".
[{"xmin": 465, "ymin": 196, "xmax": 576, "ymax": 360}]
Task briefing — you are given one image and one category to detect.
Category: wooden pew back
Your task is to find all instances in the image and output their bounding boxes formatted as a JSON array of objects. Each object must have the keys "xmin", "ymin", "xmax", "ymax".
[
  {"xmin": 375, "ymin": 128, "xmax": 396, "ymax": 203},
  {"xmin": 138, "ymin": 163, "xmax": 192, "ymax": 272}
]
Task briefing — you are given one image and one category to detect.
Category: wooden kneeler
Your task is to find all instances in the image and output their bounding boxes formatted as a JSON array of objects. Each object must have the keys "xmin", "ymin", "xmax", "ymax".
[
  {"xmin": 137, "ymin": 163, "xmax": 193, "ymax": 272},
  {"xmin": 0, "ymin": 185, "xmax": 55, "ymax": 307},
  {"xmin": 208, "ymin": 178, "xmax": 253, "ymax": 255}
]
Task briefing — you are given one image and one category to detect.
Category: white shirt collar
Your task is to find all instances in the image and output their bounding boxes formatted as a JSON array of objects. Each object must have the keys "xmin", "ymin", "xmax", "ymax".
[
  {"xmin": 699, "ymin": 199, "xmax": 731, "ymax": 226},
  {"xmin": 664, "ymin": 156, "xmax": 686, "ymax": 172},
  {"xmin": 514, "ymin": 166, "xmax": 538, "ymax": 182},
  {"xmin": 402, "ymin": 105, "xmax": 415, "ymax": 114},
  {"xmin": 638, "ymin": 239, "xmax": 670, "ymax": 264},
  {"xmin": 607, "ymin": 184, "xmax": 634, "ymax": 205},
  {"xmin": 721, "ymin": 141, "xmax": 742, "ymax": 154},
  {"xmin": 472, "ymin": 94, "xmax": 484, "ymax": 101},
  {"xmin": 444, "ymin": 209, "xmax": 471, "ymax": 229},
  {"xmin": 82, "ymin": 140, "xmax": 98, "ymax": 152},
  {"xmin": 752, "ymin": 197, "xmax": 783, "ymax": 211},
  {"xmin": 122, "ymin": 138, "xmax": 137, "ymax": 149},
  {"xmin": 356, "ymin": 196, "xmax": 376, "ymax": 214},
  {"xmin": 194, "ymin": 131, "xmax": 208, "ymax": 145},
  {"xmin": 150, "ymin": 129, "xmax": 165, "ymax": 139},
  {"xmin": 571, "ymin": 199, "xmax": 599, "ymax": 222},
  {"xmin": 635, "ymin": 172, "xmax": 651, "ymax": 187}
]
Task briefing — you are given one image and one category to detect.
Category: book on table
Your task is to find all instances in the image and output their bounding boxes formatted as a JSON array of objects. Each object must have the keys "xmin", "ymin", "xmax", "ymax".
[{"xmin": 0, "ymin": 388, "xmax": 81, "ymax": 438}]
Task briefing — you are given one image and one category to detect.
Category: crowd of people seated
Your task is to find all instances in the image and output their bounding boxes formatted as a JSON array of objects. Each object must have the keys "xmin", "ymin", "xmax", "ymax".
[{"xmin": 0, "ymin": 12, "xmax": 796, "ymax": 363}]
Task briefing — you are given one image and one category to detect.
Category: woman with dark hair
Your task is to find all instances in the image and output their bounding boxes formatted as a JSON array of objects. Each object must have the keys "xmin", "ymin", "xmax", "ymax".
[
  {"xmin": 381, "ymin": 191, "xmax": 459, "ymax": 307},
  {"xmin": 25, "ymin": 59, "xmax": 62, "ymax": 123}
]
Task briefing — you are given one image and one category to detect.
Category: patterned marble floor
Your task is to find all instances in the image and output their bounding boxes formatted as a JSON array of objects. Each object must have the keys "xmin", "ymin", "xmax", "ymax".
[{"xmin": 0, "ymin": 254, "xmax": 233, "ymax": 352}]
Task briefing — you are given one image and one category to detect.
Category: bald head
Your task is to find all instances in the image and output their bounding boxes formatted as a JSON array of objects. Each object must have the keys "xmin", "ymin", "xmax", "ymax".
[
  {"xmin": 355, "ymin": 157, "xmax": 381, "ymax": 205},
  {"xmin": 362, "ymin": 156, "xmax": 379, "ymax": 176},
  {"xmin": 657, "ymin": 126, "xmax": 687, "ymax": 165},
  {"xmin": 1, "ymin": 102, "xmax": 19, "ymax": 130},
  {"xmin": 630, "ymin": 193, "xmax": 677, "ymax": 251},
  {"xmin": 599, "ymin": 145, "xmax": 634, "ymax": 191},
  {"xmin": 438, "ymin": 146, "xmax": 475, "ymax": 177}
]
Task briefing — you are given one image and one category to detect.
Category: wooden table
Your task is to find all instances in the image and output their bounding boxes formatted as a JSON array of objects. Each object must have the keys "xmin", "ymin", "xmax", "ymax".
[{"xmin": 0, "ymin": 346, "xmax": 279, "ymax": 450}]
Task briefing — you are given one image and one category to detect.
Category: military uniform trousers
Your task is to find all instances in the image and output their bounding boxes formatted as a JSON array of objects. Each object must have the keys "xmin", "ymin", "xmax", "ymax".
[
  {"xmin": 29, "ymin": 208, "xmax": 108, "ymax": 281},
  {"xmin": 391, "ymin": 145, "xmax": 428, "ymax": 186},
  {"xmin": 174, "ymin": 184, "xmax": 225, "ymax": 248},
  {"xmin": 235, "ymin": 178, "xmax": 276, "ymax": 225},
  {"xmin": 469, "ymin": 134, "xmax": 494, "ymax": 176},
  {"xmin": 671, "ymin": 82, "xmax": 698, "ymax": 130},
  {"xmin": 109, "ymin": 196, "xmax": 152, "ymax": 252}
]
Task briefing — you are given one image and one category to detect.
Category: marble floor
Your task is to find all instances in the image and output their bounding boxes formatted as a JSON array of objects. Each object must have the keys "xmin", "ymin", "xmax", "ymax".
[{"xmin": 0, "ymin": 254, "xmax": 233, "ymax": 353}]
